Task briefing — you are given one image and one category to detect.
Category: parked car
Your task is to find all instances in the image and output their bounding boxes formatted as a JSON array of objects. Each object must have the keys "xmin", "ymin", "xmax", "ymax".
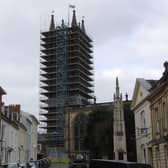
[
  {"xmin": 69, "ymin": 160, "xmax": 87, "ymax": 168},
  {"xmin": 26, "ymin": 160, "xmax": 39, "ymax": 168},
  {"xmin": 38, "ymin": 158, "xmax": 50, "ymax": 168},
  {"xmin": 19, "ymin": 163, "xmax": 26, "ymax": 168},
  {"xmin": 1, "ymin": 163, "xmax": 19, "ymax": 168},
  {"xmin": 89, "ymin": 159, "xmax": 152, "ymax": 168}
]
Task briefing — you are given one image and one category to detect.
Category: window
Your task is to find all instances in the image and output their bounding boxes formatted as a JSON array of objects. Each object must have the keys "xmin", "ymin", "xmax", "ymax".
[
  {"xmin": 118, "ymin": 152, "xmax": 124, "ymax": 160},
  {"xmin": 155, "ymin": 108, "xmax": 160, "ymax": 133},
  {"xmin": 156, "ymin": 147, "xmax": 160, "ymax": 168},
  {"xmin": 140, "ymin": 91, "xmax": 143, "ymax": 97},
  {"xmin": 141, "ymin": 111, "xmax": 146, "ymax": 129},
  {"xmin": 165, "ymin": 146, "xmax": 168, "ymax": 168},
  {"xmin": 163, "ymin": 102, "xmax": 168, "ymax": 130},
  {"xmin": 143, "ymin": 148, "xmax": 146, "ymax": 163},
  {"xmin": 140, "ymin": 111, "xmax": 147, "ymax": 135}
]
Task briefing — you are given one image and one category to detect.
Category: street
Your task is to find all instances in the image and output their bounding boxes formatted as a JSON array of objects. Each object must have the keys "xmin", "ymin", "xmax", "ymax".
[{"xmin": 50, "ymin": 163, "xmax": 69, "ymax": 168}]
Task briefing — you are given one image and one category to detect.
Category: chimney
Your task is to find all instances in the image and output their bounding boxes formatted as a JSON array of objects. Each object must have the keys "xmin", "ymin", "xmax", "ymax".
[{"xmin": 0, "ymin": 87, "xmax": 6, "ymax": 112}]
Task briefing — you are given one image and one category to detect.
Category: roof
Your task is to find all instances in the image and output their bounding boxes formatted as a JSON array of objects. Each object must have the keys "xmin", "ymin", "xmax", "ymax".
[
  {"xmin": 0, "ymin": 86, "xmax": 6, "ymax": 95},
  {"xmin": 131, "ymin": 78, "xmax": 157, "ymax": 110},
  {"xmin": 22, "ymin": 111, "xmax": 39, "ymax": 124},
  {"xmin": 146, "ymin": 80, "xmax": 158, "ymax": 89},
  {"xmin": 148, "ymin": 62, "xmax": 168, "ymax": 97},
  {"xmin": 137, "ymin": 78, "xmax": 153, "ymax": 91},
  {"xmin": 30, "ymin": 114, "xmax": 39, "ymax": 124}
]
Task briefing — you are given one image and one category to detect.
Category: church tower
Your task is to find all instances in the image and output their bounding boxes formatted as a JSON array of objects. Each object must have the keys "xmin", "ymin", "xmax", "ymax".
[
  {"xmin": 113, "ymin": 77, "xmax": 127, "ymax": 160},
  {"xmin": 39, "ymin": 10, "xmax": 94, "ymax": 154}
]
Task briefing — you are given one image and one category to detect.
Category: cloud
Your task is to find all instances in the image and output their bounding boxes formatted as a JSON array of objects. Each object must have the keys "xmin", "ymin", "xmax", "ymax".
[{"xmin": 0, "ymin": 0, "xmax": 167, "ymax": 117}]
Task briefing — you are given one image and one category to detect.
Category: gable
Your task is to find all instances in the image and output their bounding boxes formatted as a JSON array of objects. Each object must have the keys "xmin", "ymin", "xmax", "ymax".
[{"xmin": 131, "ymin": 79, "xmax": 150, "ymax": 109}]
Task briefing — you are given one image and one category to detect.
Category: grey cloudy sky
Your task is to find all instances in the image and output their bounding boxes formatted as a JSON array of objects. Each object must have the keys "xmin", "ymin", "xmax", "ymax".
[{"xmin": 0, "ymin": 0, "xmax": 167, "ymax": 117}]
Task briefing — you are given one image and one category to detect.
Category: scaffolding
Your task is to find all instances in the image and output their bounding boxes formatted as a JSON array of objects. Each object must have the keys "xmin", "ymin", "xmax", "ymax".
[{"xmin": 39, "ymin": 11, "xmax": 94, "ymax": 154}]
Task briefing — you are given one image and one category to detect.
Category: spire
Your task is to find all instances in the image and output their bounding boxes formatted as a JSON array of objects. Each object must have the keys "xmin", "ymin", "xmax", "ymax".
[
  {"xmin": 61, "ymin": 19, "xmax": 65, "ymax": 28},
  {"xmin": 78, "ymin": 22, "xmax": 81, "ymax": 28},
  {"xmin": 116, "ymin": 77, "xmax": 120, "ymax": 99},
  {"xmin": 81, "ymin": 17, "xmax": 85, "ymax": 33},
  {"xmin": 49, "ymin": 12, "xmax": 55, "ymax": 31},
  {"xmin": 125, "ymin": 93, "xmax": 128, "ymax": 101},
  {"xmin": 71, "ymin": 10, "xmax": 77, "ymax": 27}
]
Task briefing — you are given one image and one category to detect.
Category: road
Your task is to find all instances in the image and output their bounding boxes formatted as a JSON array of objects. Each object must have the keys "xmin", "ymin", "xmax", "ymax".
[{"xmin": 51, "ymin": 163, "xmax": 69, "ymax": 168}]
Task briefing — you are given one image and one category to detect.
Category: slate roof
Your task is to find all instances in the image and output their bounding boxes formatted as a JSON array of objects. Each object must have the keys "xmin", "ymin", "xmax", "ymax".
[{"xmin": 0, "ymin": 86, "xmax": 6, "ymax": 95}]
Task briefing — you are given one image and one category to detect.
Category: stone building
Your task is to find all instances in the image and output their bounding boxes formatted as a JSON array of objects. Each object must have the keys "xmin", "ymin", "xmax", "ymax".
[
  {"xmin": 113, "ymin": 78, "xmax": 127, "ymax": 160},
  {"xmin": 131, "ymin": 78, "xmax": 157, "ymax": 165},
  {"xmin": 39, "ymin": 9, "xmax": 94, "ymax": 156},
  {"xmin": 148, "ymin": 61, "xmax": 168, "ymax": 168},
  {"xmin": 64, "ymin": 79, "xmax": 136, "ymax": 161},
  {"xmin": 64, "ymin": 102, "xmax": 113, "ymax": 157}
]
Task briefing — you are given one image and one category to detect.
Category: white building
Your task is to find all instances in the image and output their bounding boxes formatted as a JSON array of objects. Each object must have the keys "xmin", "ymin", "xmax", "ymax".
[
  {"xmin": 1, "ymin": 105, "xmax": 20, "ymax": 163},
  {"xmin": 131, "ymin": 78, "xmax": 156, "ymax": 165},
  {"xmin": 0, "ymin": 105, "xmax": 38, "ymax": 164},
  {"xmin": 20, "ymin": 112, "xmax": 38, "ymax": 161}
]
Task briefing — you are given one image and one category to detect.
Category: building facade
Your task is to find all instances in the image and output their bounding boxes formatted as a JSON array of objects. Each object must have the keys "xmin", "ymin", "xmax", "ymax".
[
  {"xmin": 0, "ymin": 98, "xmax": 38, "ymax": 164},
  {"xmin": 1, "ymin": 110, "xmax": 19, "ymax": 163},
  {"xmin": 39, "ymin": 10, "xmax": 94, "ymax": 154},
  {"xmin": 0, "ymin": 86, "xmax": 6, "ymax": 164},
  {"xmin": 131, "ymin": 78, "xmax": 157, "ymax": 165},
  {"xmin": 64, "ymin": 79, "xmax": 136, "ymax": 161},
  {"xmin": 148, "ymin": 61, "xmax": 168, "ymax": 168},
  {"xmin": 64, "ymin": 102, "xmax": 113, "ymax": 158},
  {"xmin": 20, "ymin": 112, "xmax": 38, "ymax": 161},
  {"xmin": 18, "ymin": 123, "xmax": 27, "ymax": 162}
]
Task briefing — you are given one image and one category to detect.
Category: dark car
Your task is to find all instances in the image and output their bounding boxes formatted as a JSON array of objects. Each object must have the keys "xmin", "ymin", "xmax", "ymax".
[
  {"xmin": 38, "ymin": 159, "xmax": 50, "ymax": 168},
  {"xmin": 1, "ymin": 163, "xmax": 19, "ymax": 168},
  {"xmin": 70, "ymin": 160, "xmax": 87, "ymax": 168},
  {"xmin": 89, "ymin": 159, "xmax": 152, "ymax": 168}
]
